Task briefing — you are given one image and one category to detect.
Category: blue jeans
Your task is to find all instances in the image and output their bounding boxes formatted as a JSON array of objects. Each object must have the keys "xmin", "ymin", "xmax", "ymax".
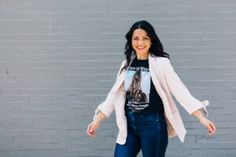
[{"xmin": 114, "ymin": 111, "xmax": 168, "ymax": 157}]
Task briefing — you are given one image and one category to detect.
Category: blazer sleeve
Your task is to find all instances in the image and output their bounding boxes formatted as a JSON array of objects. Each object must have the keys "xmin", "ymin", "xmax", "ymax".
[
  {"xmin": 93, "ymin": 60, "xmax": 127, "ymax": 120},
  {"xmin": 162, "ymin": 58, "xmax": 209, "ymax": 116}
]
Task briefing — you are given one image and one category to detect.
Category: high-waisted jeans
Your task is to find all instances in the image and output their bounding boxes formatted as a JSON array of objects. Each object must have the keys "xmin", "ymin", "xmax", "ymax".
[{"xmin": 114, "ymin": 111, "xmax": 168, "ymax": 157}]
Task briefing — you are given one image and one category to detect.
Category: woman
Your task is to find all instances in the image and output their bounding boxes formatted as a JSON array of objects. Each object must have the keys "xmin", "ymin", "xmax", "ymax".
[{"xmin": 87, "ymin": 20, "xmax": 216, "ymax": 157}]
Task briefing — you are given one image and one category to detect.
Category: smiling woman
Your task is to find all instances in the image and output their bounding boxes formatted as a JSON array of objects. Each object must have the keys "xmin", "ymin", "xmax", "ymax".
[{"xmin": 87, "ymin": 20, "xmax": 216, "ymax": 157}]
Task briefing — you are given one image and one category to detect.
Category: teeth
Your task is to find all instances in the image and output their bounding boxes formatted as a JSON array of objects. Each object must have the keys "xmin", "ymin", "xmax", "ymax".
[{"xmin": 138, "ymin": 47, "xmax": 144, "ymax": 49}]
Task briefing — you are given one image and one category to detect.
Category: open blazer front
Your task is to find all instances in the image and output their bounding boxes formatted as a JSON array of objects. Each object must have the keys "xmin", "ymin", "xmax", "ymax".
[{"xmin": 94, "ymin": 54, "xmax": 209, "ymax": 145}]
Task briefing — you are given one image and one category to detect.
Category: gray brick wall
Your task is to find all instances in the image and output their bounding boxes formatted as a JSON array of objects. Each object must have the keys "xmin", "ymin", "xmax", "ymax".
[{"xmin": 0, "ymin": 0, "xmax": 235, "ymax": 157}]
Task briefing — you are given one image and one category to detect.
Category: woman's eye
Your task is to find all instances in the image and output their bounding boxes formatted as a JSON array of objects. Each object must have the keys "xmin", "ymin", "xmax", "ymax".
[{"xmin": 132, "ymin": 37, "xmax": 150, "ymax": 41}]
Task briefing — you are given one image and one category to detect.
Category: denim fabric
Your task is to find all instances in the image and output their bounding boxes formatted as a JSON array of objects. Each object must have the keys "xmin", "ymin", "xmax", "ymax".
[{"xmin": 114, "ymin": 111, "xmax": 168, "ymax": 157}]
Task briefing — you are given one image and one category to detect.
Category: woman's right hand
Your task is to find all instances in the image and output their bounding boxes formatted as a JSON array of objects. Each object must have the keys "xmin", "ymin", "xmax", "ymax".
[{"xmin": 87, "ymin": 121, "xmax": 100, "ymax": 137}]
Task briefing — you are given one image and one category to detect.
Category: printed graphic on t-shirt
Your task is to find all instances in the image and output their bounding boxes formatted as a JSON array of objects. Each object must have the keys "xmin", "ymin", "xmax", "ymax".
[{"xmin": 124, "ymin": 66, "xmax": 150, "ymax": 111}]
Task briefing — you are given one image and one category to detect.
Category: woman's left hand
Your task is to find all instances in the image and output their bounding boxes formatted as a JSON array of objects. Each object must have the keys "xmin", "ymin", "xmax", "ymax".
[{"xmin": 199, "ymin": 117, "xmax": 216, "ymax": 136}]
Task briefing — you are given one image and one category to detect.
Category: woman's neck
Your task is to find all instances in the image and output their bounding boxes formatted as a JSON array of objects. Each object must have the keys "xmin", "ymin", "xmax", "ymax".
[{"xmin": 136, "ymin": 54, "xmax": 149, "ymax": 60}]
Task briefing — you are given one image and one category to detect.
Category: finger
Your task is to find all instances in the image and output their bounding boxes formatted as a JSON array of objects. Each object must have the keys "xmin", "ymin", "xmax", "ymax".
[
  {"xmin": 209, "ymin": 124, "xmax": 214, "ymax": 132},
  {"xmin": 212, "ymin": 123, "xmax": 216, "ymax": 132},
  {"xmin": 87, "ymin": 129, "xmax": 95, "ymax": 137},
  {"xmin": 208, "ymin": 123, "xmax": 216, "ymax": 135},
  {"xmin": 210, "ymin": 123, "xmax": 216, "ymax": 134},
  {"xmin": 88, "ymin": 130, "xmax": 95, "ymax": 137},
  {"xmin": 87, "ymin": 124, "xmax": 95, "ymax": 137},
  {"xmin": 88, "ymin": 125, "xmax": 97, "ymax": 137}
]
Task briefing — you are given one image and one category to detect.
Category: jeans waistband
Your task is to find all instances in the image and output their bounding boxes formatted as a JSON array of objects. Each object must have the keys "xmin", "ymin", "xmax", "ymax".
[{"xmin": 125, "ymin": 110, "xmax": 166, "ymax": 126}]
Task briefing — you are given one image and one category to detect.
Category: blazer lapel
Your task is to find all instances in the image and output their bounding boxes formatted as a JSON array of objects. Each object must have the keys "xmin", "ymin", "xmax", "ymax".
[
  {"xmin": 113, "ymin": 56, "xmax": 136, "ymax": 92},
  {"xmin": 148, "ymin": 55, "xmax": 175, "ymax": 122}
]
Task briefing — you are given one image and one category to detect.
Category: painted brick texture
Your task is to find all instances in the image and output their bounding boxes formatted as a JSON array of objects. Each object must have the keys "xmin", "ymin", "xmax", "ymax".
[{"xmin": 0, "ymin": 0, "xmax": 236, "ymax": 157}]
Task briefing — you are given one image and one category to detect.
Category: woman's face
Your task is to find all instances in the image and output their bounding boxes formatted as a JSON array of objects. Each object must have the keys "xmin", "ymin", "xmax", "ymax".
[{"xmin": 131, "ymin": 28, "xmax": 152, "ymax": 58}]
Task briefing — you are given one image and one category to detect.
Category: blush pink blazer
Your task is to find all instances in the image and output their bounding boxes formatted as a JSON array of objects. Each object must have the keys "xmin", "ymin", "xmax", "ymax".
[{"xmin": 94, "ymin": 54, "xmax": 209, "ymax": 144}]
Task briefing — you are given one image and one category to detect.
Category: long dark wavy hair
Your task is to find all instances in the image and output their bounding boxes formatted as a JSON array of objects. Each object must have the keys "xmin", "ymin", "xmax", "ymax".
[{"xmin": 123, "ymin": 20, "xmax": 170, "ymax": 70}]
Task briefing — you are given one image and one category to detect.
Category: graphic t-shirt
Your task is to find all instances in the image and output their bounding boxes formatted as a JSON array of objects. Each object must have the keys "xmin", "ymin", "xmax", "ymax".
[{"xmin": 124, "ymin": 58, "xmax": 164, "ymax": 114}]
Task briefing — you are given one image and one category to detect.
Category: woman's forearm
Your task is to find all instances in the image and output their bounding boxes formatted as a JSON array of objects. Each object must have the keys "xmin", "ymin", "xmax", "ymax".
[
  {"xmin": 191, "ymin": 109, "xmax": 206, "ymax": 122},
  {"xmin": 94, "ymin": 111, "xmax": 107, "ymax": 123}
]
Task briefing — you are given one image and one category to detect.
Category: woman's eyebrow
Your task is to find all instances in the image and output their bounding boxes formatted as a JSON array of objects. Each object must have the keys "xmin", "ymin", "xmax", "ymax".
[{"xmin": 132, "ymin": 36, "xmax": 149, "ymax": 38}]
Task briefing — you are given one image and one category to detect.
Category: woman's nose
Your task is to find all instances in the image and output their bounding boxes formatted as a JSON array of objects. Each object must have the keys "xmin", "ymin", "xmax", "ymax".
[{"xmin": 138, "ymin": 40, "xmax": 144, "ymax": 45}]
